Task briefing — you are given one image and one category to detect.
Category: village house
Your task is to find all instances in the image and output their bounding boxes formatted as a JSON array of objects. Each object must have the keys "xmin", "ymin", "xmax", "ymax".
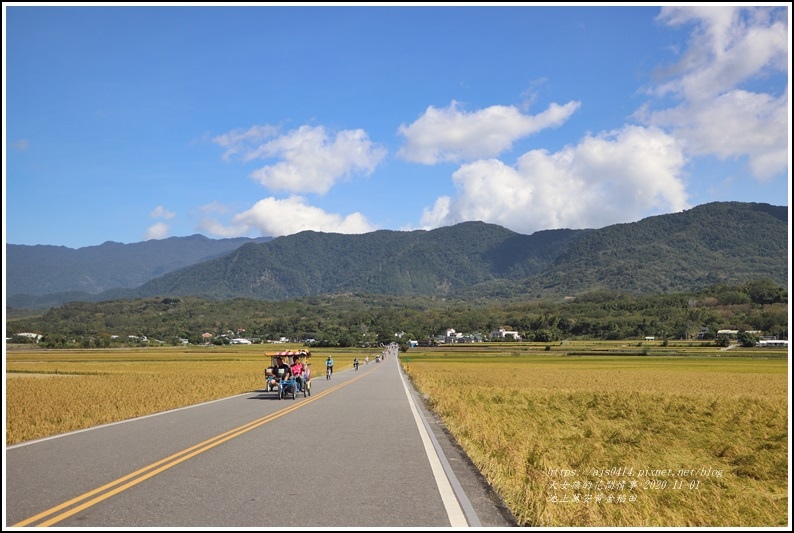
[
  {"xmin": 14, "ymin": 332, "xmax": 42, "ymax": 343},
  {"xmin": 490, "ymin": 327, "xmax": 521, "ymax": 340}
]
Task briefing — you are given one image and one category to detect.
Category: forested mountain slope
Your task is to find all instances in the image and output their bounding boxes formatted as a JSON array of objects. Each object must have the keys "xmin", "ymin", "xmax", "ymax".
[
  {"xmin": 6, "ymin": 235, "xmax": 272, "ymax": 306},
  {"xmin": 6, "ymin": 202, "xmax": 787, "ymax": 308},
  {"xmin": 121, "ymin": 201, "xmax": 789, "ymax": 301}
]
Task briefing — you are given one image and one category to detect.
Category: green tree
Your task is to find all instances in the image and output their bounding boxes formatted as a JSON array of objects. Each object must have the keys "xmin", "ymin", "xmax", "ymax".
[
  {"xmin": 744, "ymin": 278, "xmax": 785, "ymax": 304},
  {"xmin": 737, "ymin": 331, "xmax": 758, "ymax": 348},
  {"xmin": 715, "ymin": 335, "xmax": 731, "ymax": 347}
]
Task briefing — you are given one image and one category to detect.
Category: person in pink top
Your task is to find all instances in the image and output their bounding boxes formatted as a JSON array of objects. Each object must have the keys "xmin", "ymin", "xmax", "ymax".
[{"xmin": 291, "ymin": 356, "xmax": 305, "ymax": 392}]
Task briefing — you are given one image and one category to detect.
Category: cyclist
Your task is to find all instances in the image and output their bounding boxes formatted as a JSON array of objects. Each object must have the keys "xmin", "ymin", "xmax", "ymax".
[
  {"xmin": 353, "ymin": 357, "xmax": 359, "ymax": 371},
  {"xmin": 272, "ymin": 356, "xmax": 293, "ymax": 393},
  {"xmin": 325, "ymin": 356, "xmax": 334, "ymax": 379}
]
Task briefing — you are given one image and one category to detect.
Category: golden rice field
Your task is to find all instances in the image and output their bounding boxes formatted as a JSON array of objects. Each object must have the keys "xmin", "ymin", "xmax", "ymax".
[
  {"xmin": 5, "ymin": 341, "xmax": 790, "ymax": 527},
  {"xmin": 402, "ymin": 345, "xmax": 789, "ymax": 527}
]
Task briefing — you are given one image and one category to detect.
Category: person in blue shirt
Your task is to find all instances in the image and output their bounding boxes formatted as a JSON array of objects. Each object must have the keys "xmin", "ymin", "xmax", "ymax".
[{"xmin": 325, "ymin": 356, "xmax": 334, "ymax": 379}]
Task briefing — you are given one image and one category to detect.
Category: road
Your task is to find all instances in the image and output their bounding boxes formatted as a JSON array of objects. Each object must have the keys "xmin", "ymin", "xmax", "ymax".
[{"xmin": 5, "ymin": 347, "xmax": 517, "ymax": 528}]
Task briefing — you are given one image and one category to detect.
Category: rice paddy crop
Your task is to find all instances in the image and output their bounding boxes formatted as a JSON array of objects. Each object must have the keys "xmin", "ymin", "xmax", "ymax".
[{"xmin": 402, "ymin": 349, "xmax": 788, "ymax": 527}]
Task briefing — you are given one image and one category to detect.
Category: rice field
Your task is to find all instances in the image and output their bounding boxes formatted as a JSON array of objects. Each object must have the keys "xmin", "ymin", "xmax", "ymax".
[{"xmin": 402, "ymin": 344, "xmax": 789, "ymax": 527}]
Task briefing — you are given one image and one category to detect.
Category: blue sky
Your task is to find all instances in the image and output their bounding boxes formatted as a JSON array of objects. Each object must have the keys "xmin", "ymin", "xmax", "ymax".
[{"xmin": 4, "ymin": 4, "xmax": 790, "ymax": 249}]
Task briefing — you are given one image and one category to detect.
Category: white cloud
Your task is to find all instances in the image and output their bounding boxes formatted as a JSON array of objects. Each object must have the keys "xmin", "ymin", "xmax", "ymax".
[
  {"xmin": 654, "ymin": 6, "xmax": 788, "ymax": 101},
  {"xmin": 212, "ymin": 124, "xmax": 281, "ymax": 162},
  {"xmin": 420, "ymin": 125, "xmax": 690, "ymax": 234},
  {"xmin": 197, "ymin": 196, "xmax": 377, "ymax": 238},
  {"xmin": 194, "ymin": 217, "xmax": 247, "ymax": 239},
  {"xmin": 149, "ymin": 205, "xmax": 175, "ymax": 219},
  {"xmin": 198, "ymin": 201, "xmax": 232, "ymax": 215},
  {"xmin": 644, "ymin": 88, "xmax": 788, "ymax": 180},
  {"xmin": 202, "ymin": 124, "xmax": 385, "ymax": 239},
  {"xmin": 643, "ymin": 6, "xmax": 788, "ymax": 180},
  {"xmin": 144, "ymin": 222, "xmax": 170, "ymax": 241},
  {"xmin": 397, "ymin": 100, "xmax": 581, "ymax": 164},
  {"xmin": 214, "ymin": 124, "xmax": 387, "ymax": 195}
]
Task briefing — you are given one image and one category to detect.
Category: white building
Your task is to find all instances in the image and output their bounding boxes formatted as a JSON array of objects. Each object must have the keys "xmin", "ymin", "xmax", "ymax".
[
  {"xmin": 756, "ymin": 339, "xmax": 788, "ymax": 347},
  {"xmin": 491, "ymin": 327, "xmax": 521, "ymax": 340},
  {"xmin": 14, "ymin": 332, "xmax": 42, "ymax": 342}
]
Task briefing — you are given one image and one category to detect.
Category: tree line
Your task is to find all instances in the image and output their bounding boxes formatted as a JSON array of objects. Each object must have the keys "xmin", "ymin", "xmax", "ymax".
[{"xmin": 6, "ymin": 278, "xmax": 787, "ymax": 350}]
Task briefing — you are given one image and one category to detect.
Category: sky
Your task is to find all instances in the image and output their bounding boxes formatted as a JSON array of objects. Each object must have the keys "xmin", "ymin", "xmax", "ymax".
[{"xmin": 3, "ymin": 3, "xmax": 791, "ymax": 249}]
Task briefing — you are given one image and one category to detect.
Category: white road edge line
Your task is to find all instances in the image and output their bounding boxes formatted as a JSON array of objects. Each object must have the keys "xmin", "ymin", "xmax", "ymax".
[{"xmin": 397, "ymin": 356, "xmax": 473, "ymax": 527}]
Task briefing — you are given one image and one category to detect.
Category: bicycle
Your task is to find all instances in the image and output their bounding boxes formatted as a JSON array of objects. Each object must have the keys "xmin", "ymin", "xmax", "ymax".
[{"xmin": 326, "ymin": 366, "xmax": 332, "ymax": 380}]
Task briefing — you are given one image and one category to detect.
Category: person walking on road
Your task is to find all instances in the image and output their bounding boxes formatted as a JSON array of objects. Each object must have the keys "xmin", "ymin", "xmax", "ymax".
[{"xmin": 325, "ymin": 356, "xmax": 334, "ymax": 379}]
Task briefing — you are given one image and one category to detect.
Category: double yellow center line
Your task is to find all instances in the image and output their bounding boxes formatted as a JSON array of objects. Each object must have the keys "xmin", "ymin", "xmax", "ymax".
[{"xmin": 14, "ymin": 376, "xmax": 360, "ymax": 527}]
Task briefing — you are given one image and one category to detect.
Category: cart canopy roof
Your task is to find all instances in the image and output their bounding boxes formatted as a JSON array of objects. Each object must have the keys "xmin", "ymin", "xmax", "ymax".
[{"xmin": 268, "ymin": 350, "xmax": 311, "ymax": 358}]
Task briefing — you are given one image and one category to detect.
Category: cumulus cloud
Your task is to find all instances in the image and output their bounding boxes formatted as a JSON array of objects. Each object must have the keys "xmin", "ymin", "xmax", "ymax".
[
  {"xmin": 397, "ymin": 99, "xmax": 581, "ymax": 164},
  {"xmin": 149, "ymin": 205, "xmax": 175, "ymax": 219},
  {"xmin": 142, "ymin": 206, "xmax": 175, "ymax": 240},
  {"xmin": 420, "ymin": 125, "xmax": 690, "ymax": 233},
  {"xmin": 202, "ymin": 124, "xmax": 386, "ymax": 239},
  {"xmin": 212, "ymin": 124, "xmax": 281, "ymax": 162},
  {"xmin": 214, "ymin": 124, "xmax": 387, "ymax": 194},
  {"xmin": 644, "ymin": 88, "xmax": 788, "ymax": 180},
  {"xmin": 642, "ymin": 6, "xmax": 788, "ymax": 180},
  {"xmin": 197, "ymin": 196, "xmax": 377, "ymax": 238},
  {"xmin": 144, "ymin": 222, "xmax": 170, "ymax": 241}
]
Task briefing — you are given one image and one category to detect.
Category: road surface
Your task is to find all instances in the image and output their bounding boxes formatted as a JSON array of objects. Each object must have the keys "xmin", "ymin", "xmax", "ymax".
[{"xmin": 5, "ymin": 347, "xmax": 517, "ymax": 528}]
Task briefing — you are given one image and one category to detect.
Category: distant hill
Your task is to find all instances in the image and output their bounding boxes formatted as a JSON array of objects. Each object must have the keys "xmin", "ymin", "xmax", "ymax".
[
  {"xmin": 6, "ymin": 235, "xmax": 272, "ymax": 306},
  {"xmin": 120, "ymin": 222, "xmax": 585, "ymax": 301},
  {"xmin": 5, "ymin": 202, "xmax": 787, "ymax": 308},
  {"xmin": 492, "ymin": 201, "xmax": 790, "ymax": 298}
]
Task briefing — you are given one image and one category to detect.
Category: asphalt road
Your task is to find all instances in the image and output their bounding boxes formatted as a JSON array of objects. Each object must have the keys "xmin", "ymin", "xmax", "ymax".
[{"xmin": 5, "ymin": 347, "xmax": 517, "ymax": 528}]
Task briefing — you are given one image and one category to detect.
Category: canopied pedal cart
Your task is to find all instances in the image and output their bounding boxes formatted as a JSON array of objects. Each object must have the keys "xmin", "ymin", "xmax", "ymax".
[{"xmin": 264, "ymin": 350, "xmax": 312, "ymax": 399}]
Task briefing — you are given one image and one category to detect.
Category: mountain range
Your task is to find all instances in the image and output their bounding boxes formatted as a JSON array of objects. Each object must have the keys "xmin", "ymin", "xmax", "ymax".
[
  {"xmin": 6, "ymin": 201, "xmax": 788, "ymax": 309},
  {"xmin": 6, "ymin": 235, "xmax": 272, "ymax": 308}
]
